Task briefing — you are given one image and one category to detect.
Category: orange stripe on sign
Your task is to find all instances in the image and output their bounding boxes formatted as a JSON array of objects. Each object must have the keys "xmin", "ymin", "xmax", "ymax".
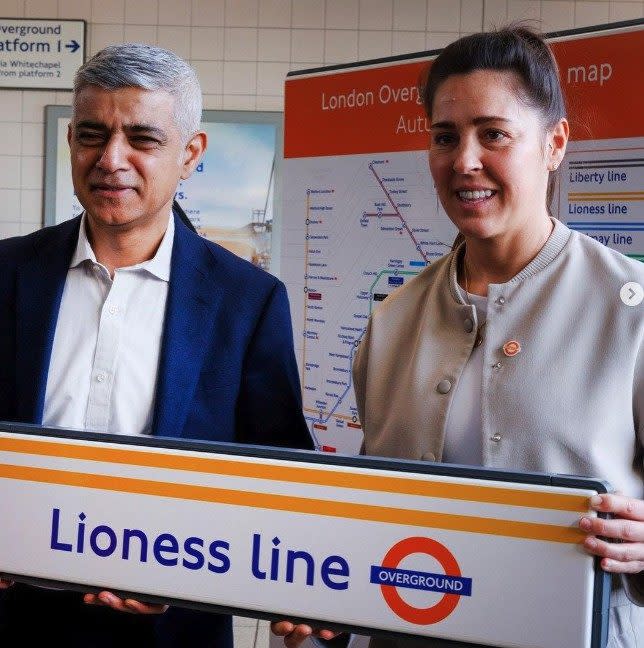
[
  {"xmin": 568, "ymin": 193, "xmax": 644, "ymax": 197},
  {"xmin": 568, "ymin": 196, "xmax": 643, "ymax": 201},
  {"xmin": 0, "ymin": 463, "xmax": 584, "ymax": 544},
  {"xmin": 0, "ymin": 436, "xmax": 589, "ymax": 512}
]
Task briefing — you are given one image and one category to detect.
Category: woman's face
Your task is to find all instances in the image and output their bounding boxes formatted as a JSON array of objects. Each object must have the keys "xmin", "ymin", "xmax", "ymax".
[{"xmin": 428, "ymin": 69, "xmax": 566, "ymax": 243}]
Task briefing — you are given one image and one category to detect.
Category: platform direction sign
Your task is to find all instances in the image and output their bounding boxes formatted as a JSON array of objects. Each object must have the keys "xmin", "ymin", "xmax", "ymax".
[{"xmin": 0, "ymin": 18, "xmax": 85, "ymax": 89}]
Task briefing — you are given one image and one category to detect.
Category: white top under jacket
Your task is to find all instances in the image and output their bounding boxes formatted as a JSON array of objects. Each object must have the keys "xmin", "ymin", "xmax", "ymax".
[{"xmin": 43, "ymin": 213, "xmax": 174, "ymax": 437}]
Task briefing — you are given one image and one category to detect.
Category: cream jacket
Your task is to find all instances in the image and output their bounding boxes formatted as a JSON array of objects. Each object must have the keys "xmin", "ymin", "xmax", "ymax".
[{"xmin": 353, "ymin": 220, "xmax": 644, "ymax": 645}]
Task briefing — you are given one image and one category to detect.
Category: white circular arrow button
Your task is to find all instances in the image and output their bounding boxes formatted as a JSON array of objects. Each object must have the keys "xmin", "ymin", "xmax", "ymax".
[{"xmin": 620, "ymin": 282, "xmax": 644, "ymax": 306}]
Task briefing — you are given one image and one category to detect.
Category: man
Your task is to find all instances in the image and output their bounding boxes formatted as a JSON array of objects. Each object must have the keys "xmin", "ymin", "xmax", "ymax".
[{"xmin": 0, "ymin": 43, "xmax": 312, "ymax": 647}]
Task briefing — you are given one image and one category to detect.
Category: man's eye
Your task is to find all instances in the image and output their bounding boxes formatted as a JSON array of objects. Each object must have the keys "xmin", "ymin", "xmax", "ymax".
[
  {"xmin": 77, "ymin": 132, "xmax": 103, "ymax": 142},
  {"xmin": 131, "ymin": 136, "xmax": 159, "ymax": 146},
  {"xmin": 485, "ymin": 129, "xmax": 506, "ymax": 142}
]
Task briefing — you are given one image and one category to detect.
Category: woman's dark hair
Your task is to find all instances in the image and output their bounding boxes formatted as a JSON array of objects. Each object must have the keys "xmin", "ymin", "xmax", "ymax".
[
  {"xmin": 423, "ymin": 25, "xmax": 565, "ymax": 126},
  {"xmin": 422, "ymin": 26, "xmax": 566, "ymax": 245}
]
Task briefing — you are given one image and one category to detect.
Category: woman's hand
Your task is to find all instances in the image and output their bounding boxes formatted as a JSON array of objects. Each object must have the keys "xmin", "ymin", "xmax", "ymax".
[
  {"xmin": 0, "ymin": 578, "xmax": 13, "ymax": 589},
  {"xmin": 83, "ymin": 590, "xmax": 168, "ymax": 614},
  {"xmin": 271, "ymin": 620, "xmax": 340, "ymax": 648},
  {"xmin": 580, "ymin": 493, "xmax": 644, "ymax": 573}
]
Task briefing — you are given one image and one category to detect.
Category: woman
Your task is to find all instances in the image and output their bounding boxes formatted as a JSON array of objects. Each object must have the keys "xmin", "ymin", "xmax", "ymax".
[{"xmin": 273, "ymin": 26, "xmax": 643, "ymax": 648}]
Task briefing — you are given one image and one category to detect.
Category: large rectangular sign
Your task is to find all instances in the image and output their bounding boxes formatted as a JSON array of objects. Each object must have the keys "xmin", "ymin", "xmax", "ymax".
[
  {"xmin": 284, "ymin": 23, "xmax": 642, "ymax": 158},
  {"xmin": 0, "ymin": 424, "xmax": 609, "ymax": 648},
  {"xmin": 281, "ymin": 21, "xmax": 644, "ymax": 453},
  {"xmin": 0, "ymin": 18, "xmax": 85, "ymax": 89}
]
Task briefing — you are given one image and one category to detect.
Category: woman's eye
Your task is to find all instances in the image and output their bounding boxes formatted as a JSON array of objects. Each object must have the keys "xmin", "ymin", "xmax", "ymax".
[{"xmin": 432, "ymin": 132, "xmax": 455, "ymax": 146}]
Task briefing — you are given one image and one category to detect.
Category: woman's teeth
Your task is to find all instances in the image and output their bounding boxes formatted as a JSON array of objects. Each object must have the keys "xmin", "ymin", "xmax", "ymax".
[{"xmin": 458, "ymin": 189, "xmax": 494, "ymax": 200}]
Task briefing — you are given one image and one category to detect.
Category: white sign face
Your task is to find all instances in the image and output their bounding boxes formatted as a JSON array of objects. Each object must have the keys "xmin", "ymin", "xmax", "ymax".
[
  {"xmin": 0, "ymin": 18, "xmax": 84, "ymax": 89},
  {"xmin": 0, "ymin": 430, "xmax": 607, "ymax": 648}
]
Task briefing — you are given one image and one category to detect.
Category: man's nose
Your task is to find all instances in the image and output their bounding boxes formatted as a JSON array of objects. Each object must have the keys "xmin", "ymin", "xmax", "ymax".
[
  {"xmin": 95, "ymin": 136, "xmax": 129, "ymax": 173},
  {"xmin": 452, "ymin": 137, "xmax": 483, "ymax": 174}
]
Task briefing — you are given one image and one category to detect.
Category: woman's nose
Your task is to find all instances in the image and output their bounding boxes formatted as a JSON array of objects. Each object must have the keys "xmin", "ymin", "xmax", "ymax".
[{"xmin": 452, "ymin": 138, "xmax": 483, "ymax": 174}]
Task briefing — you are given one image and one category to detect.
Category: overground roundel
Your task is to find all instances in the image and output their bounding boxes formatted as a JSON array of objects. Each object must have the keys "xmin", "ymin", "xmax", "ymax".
[{"xmin": 379, "ymin": 536, "xmax": 463, "ymax": 625}]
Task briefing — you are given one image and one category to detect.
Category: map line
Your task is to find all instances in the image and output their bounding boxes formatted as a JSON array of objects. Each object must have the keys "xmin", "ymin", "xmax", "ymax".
[
  {"xmin": 302, "ymin": 162, "xmax": 432, "ymax": 445},
  {"xmin": 368, "ymin": 163, "xmax": 430, "ymax": 263}
]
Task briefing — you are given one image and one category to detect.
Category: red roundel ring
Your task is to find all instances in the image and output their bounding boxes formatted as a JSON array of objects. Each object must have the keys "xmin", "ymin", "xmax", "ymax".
[
  {"xmin": 502, "ymin": 340, "xmax": 521, "ymax": 357},
  {"xmin": 380, "ymin": 537, "xmax": 462, "ymax": 625}
]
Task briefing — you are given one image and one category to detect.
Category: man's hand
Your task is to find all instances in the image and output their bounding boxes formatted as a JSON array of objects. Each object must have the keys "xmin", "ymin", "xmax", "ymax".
[
  {"xmin": 83, "ymin": 590, "xmax": 168, "ymax": 614},
  {"xmin": 271, "ymin": 621, "xmax": 340, "ymax": 648},
  {"xmin": 580, "ymin": 493, "xmax": 644, "ymax": 574},
  {"xmin": 0, "ymin": 578, "xmax": 13, "ymax": 589}
]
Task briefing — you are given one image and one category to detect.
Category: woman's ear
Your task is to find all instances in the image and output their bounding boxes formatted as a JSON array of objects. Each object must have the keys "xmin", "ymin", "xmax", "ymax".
[{"xmin": 547, "ymin": 118, "xmax": 569, "ymax": 171}]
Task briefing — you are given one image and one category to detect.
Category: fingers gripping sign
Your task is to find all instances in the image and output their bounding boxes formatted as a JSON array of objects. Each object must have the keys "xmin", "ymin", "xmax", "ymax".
[
  {"xmin": 83, "ymin": 590, "xmax": 168, "ymax": 615},
  {"xmin": 270, "ymin": 620, "xmax": 340, "ymax": 648},
  {"xmin": 580, "ymin": 493, "xmax": 644, "ymax": 574}
]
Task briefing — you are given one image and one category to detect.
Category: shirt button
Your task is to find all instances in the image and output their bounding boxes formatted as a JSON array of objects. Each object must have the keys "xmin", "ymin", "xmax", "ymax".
[
  {"xmin": 108, "ymin": 305, "xmax": 119, "ymax": 315},
  {"xmin": 96, "ymin": 373, "xmax": 106, "ymax": 383},
  {"xmin": 464, "ymin": 318, "xmax": 474, "ymax": 333},
  {"xmin": 493, "ymin": 361, "xmax": 502, "ymax": 370},
  {"xmin": 491, "ymin": 433, "xmax": 502, "ymax": 442},
  {"xmin": 436, "ymin": 379, "xmax": 452, "ymax": 394},
  {"xmin": 497, "ymin": 296, "xmax": 506, "ymax": 305}
]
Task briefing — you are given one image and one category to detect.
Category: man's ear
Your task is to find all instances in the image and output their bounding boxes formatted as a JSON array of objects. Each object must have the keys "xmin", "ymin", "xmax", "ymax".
[
  {"xmin": 547, "ymin": 118, "xmax": 569, "ymax": 171},
  {"xmin": 181, "ymin": 131, "xmax": 207, "ymax": 179},
  {"xmin": 67, "ymin": 122, "xmax": 72, "ymax": 147}
]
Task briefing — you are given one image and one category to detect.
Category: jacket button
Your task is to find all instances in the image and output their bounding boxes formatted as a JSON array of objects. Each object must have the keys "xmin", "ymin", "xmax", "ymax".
[
  {"xmin": 421, "ymin": 452, "xmax": 436, "ymax": 462},
  {"xmin": 491, "ymin": 433, "xmax": 502, "ymax": 442},
  {"xmin": 497, "ymin": 296, "xmax": 506, "ymax": 305},
  {"xmin": 436, "ymin": 379, "xmax": 452, "ymax": 394},
  {"xmin": 464, "ymin": 318, "xmax": 474, "ymax": 333}
]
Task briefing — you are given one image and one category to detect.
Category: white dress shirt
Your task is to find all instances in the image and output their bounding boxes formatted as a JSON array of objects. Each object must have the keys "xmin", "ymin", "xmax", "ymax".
[{"xmin": 42, "ymin": 214, "xmax": 174, "ymax": 436}]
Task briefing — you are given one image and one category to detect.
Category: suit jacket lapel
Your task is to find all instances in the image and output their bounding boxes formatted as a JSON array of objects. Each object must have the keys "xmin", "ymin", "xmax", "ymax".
[
  {"xmin": 153, "ymin": 217, "xmax": 224, "ymax": 438},
  {"xmin": 15, "ymin": 217, "xmax": 81, "ymax": 422}
]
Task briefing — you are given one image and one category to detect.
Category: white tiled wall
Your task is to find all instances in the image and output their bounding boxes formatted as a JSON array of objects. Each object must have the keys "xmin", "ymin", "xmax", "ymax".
[{"xmin": 0, "ymin": 0, "xmax": 641, "ymax": 237}]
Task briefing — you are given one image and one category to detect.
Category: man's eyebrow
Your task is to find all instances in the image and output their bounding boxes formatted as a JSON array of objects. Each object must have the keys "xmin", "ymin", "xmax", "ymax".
[
  {"xmin": 430, "ymin": 116, "xmax": 513, "ymax": 129},
  {"xmin": 125, "ymin": 124, "xmax": 168, "ymax": 140},
  {"xmin": 75, "ymin": 120, "xmax": 108, "ymax": 131},
  {"xmin": 74, "ymin": 121, "xmax": 168, "ymax": 141}
]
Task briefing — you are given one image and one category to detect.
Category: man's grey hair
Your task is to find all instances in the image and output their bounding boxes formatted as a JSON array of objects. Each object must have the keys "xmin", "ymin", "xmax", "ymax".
[{"xmin": 73, "ymin": 43, "xmax": 202, "ymax": 142}]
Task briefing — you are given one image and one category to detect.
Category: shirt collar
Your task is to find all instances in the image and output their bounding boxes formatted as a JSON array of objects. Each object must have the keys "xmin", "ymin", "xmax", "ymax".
[
  {"xmin": 448, "ymin": 217, "xmax": 572, "ymax": 303},
  {"xmin": 70, "ymin": 212, "xmax": 175, "ymax": 282},
  {"xmin": 70, "ymin": 214, "xmax": 97, "ymax": 268},
  {"xmin": 140, "ymin": 214, "xmax": 174, "ymax": 281}
]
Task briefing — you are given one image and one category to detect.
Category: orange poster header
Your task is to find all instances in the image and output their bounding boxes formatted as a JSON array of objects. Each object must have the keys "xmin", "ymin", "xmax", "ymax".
[
  {"xmin": 285, "ymin": 58, "xmax": 432, "ymax": 159},
  {"xmin": 284, "ymin": 27, "xmax": 643, "ymax": 159},
  {"xmin": 550, "ymin": 30, "xmax": 643, "ymax": 142}
]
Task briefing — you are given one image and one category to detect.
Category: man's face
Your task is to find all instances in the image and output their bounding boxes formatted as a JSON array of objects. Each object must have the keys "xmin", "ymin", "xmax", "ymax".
[{"xmin": 68, "ymin": 85, "xmax": 204, "ymax": 231}]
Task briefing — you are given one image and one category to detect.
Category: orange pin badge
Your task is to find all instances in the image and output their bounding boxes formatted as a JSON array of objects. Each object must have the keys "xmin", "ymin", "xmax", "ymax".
[{"xmin": 503, "ymin": 340, "xmax": 521, "ymax": 357}]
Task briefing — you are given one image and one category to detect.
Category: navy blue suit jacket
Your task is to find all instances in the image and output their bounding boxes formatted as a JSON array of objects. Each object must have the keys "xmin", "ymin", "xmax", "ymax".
[{"xmin": 0, "ymin": 214, "xmax": 313, "ymax": 646}]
